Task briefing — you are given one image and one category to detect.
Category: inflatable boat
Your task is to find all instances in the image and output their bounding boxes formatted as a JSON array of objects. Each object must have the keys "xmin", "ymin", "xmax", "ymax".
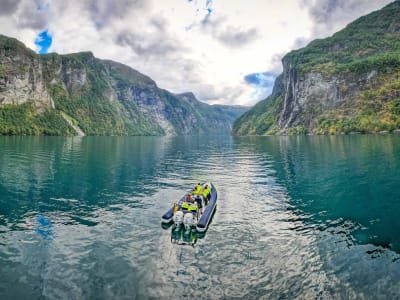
[{"xmin": 161, "ymin": 182, "xmax": 217, "ymax": 233}]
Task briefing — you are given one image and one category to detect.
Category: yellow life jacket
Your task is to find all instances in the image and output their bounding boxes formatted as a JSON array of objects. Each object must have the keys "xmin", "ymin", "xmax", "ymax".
[
  {"xmin": 188, "ymin": 202, "xmax": 198, "ymax": 211},
  {"xmin": 193, "ymin": 184, "xmax": 202, "ymax": 195},
  {"xmin": 203, "ymin": 186, "xmax": 211, "ymax": 198},
  {"xmin": 181, "ymin": 201, "xmax": 197, "ymax": 211}
]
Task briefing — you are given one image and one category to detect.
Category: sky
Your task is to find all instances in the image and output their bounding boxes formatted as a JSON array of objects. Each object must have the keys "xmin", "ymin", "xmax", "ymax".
[{"xmin": 0, "ymin": 0, "xmax": 394, "ymax": 106}]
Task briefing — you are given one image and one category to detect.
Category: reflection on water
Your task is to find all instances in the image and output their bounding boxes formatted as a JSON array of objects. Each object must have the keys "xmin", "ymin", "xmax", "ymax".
[
  {"xmin": 247, "ymin": 135, "xmax": 400, "ymax": 252},
  {"xmin": 0, "ymin": 135, "xmax": 400, "ymax": 299}
]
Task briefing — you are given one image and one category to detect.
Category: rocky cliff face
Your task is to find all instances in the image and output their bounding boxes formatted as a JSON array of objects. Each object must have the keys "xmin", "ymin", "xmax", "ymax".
[
  {"xmin": 276, "ymin": 59, "xmax": 379, "ymax": 131},
  {"xmin": 0, "ymin": 37, "xmax": 54, "ymax": 110},
  {"xmin": 0, "ymin": 35, "xmax": 246, "ymax": 136},
  {"xmin": 233, "ymin": 1, "xmax": 400, "ymax": 135}
]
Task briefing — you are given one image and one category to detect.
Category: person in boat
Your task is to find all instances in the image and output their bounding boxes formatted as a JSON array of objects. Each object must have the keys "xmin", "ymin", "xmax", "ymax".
[
  {"xmin": 192, "ymin": 183, "xmax": 205, "ymax": 213},
  {"xmin": 202, "ymin": 184, "xmax": 211, "ymax": 205},
  {"xmin": 181, "ymin": 199, "xmax": 198, "ymax": 213},
  {"xmin": 182, "ymin": 193, "xmax": 194, "ymax": 207},
  {"xmin": 193, "ymin": 183, "xmax": 202, "ymax": 196},
  {"xmin": 194, "ymin": 194, "xmax": 203, "ymax": 214},
  {"xmin": 186, "ymin": 193, "xmax": 192, "ymax": 201}
]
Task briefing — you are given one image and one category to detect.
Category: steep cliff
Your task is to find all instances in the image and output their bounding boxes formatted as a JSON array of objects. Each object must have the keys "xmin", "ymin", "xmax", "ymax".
[
  {"xmin": 233, "ymin": 0, "xmax": 400, "ymax": 135},
  {"xmin": 0, "ymin": 35, "xmax": 246, "ymax": 136}
]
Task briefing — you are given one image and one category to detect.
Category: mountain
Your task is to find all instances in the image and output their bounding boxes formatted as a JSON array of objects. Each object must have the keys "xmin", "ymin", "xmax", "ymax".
[
  {"xmin": 0, "ymin": 35, "xmax": 247, "ymax": 136},
  {"xmin": 233, "ymin": 1, "xmax": 400, "ymax": 135}
]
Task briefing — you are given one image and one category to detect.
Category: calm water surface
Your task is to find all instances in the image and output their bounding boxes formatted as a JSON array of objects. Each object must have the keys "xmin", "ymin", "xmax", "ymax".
[{"xmin": 1, "ymin": 135, "xmax": 400, "ymax": 299}]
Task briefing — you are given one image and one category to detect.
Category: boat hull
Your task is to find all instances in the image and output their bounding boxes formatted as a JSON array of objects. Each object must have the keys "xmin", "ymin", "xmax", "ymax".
[
  {"xmin": 196, "ymin": 184, "xmax": 217, "ymax": 232},
  {"xmin": 161, "ymin": 183, "xmax": 217, "ymax": 232}
]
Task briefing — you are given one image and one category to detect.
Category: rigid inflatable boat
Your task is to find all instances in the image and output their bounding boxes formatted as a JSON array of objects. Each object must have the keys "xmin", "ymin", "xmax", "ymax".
[{"xmin": 161, "ymin": 182, "xmax": 217, "ymax": 233}]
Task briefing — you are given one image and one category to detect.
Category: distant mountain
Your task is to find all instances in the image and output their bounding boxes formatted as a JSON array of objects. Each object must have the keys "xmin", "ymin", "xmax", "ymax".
[
  {"xmin": 0, "ymin": 35, "xmax": 246, "ymax": 136},
  {"xmin": 233, "ymin": 1, "xmax": 400, "ymax": 135}
]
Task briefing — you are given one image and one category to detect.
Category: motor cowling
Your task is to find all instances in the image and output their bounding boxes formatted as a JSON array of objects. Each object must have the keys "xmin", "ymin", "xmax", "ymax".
[
  {"xmin": 183, "ymin": 213, "xmax": 195, "ymax": 230},
  {"xmin": 173, "ymin": 211, "xmax": 184, "ymax": 226}
]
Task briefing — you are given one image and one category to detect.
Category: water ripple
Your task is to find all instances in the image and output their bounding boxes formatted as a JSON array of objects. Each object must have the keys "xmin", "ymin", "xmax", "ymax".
[{"xmin": 1, "ymin": 136, "xmax": 400, "ymax": 299}]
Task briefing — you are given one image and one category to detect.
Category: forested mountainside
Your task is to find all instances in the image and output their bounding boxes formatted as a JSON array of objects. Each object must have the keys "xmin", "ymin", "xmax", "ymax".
[
  {"xmin": 0, "ymin": 35, "xmax": 247, "ymax": 136},
  {"xmin": 233, "ymin": 1, "xmax": 400, "ymax": 135}
]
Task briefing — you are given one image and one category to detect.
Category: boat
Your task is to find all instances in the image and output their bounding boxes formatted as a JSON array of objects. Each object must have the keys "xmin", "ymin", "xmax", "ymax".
[{"xmin": 161, "ymin": 182, "xmax": 217, "ymax": 233}]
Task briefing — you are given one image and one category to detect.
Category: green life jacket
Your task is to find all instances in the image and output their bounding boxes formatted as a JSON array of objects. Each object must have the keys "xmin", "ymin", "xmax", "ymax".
[
  {"xmin": 182, "ymin": 201, "xmax": 198, "ymax": 211},
  {"xmin": 188, "ymin": 203, "xmax": 198, "ymax": 211}
]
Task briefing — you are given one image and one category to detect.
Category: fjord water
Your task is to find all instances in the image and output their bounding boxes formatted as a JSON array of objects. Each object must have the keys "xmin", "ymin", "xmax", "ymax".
[{"xmin": 1, "ymin": 135, "xmax": 400, "ymax": 299}]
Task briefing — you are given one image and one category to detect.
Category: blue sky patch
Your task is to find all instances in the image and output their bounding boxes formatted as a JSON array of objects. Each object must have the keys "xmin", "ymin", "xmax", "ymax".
[
  {"xmin": 35, "ymin": 30, "xmax": 52, "ymax": 54},
  {"xmin": 244, "ymin": 72, "xmax": 276, "ymax": 87},
  {"xmin": 244, "ymin": 72, "xmax": 278, "ymax": 101}
]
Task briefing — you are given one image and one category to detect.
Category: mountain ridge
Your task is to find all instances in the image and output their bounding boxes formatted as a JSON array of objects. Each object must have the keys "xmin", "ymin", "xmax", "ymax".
[
  {"xmin": 0, "ymin": 34, "xmax": 247, "ymax": 136},
  {"xmin": 233, "ymin": 0, "xmax": 400, "ymax": 135}
]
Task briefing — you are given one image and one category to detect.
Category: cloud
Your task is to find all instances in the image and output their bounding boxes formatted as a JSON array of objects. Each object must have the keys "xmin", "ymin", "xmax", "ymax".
[
  {"xmin": 292, "ymin": 36, "xmax": 310, "ymax": 50},
  {"xmin": 0, "ymin": 0, "xmax": 394, "ymax": 107},
  {"xmin": 0, "ymin": 0, "xmax": 21, "ymax": 15},
  {"xmin": 244, "ymin": 72, "xmax": 278, "ymax": 101},
  {"xmin": 15, "ymin": 0, "xmax": 48, "ymax": 30},
  {"xmin": 0, "ymin": 0, "xmax": 48, "ymax": 29},
  {"xmin": 196, "ymin": 84, "xmax": 247, "ymax": 105},
  {"xmin": 115, "ymin": 17, "xmax": 186, "ymax": 59},
  {"xmin": 116, "ymin": 31, "xmax": 175, "ymax": 58},
  {"xmin": 301, "ymin": 0, "xmax": 393, "ymax": 39},
  {"xmin": 192, "ymin": 12, "xmax": 260, "ymax": 48},
  {"xmin": 215, "ymin": 26, "xmax": 259, "ymax": 48},
  {"xmin": 85, "ymin": 0, "xmax": 151, "ymax": 29}
]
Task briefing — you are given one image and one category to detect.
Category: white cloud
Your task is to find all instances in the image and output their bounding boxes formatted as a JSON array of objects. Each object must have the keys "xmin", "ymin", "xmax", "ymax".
[{"xmin": 0, "ymin": 0, "xmax": 393, "ymax": 106}]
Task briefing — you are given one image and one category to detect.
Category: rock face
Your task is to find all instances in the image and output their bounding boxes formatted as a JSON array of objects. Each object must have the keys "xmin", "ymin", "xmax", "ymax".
[
  {"xmin": 276, "ymin": 59, "xmax": 379, "ymax": 131},
  {"xmin": 0, "ymin": 35, "xmax": 247, "ymax": 136},
  {"xmin": 233, "ymin": 1, "xmax": 400, "ymax": 135},
  {"xmin": 0, "ymin": 38, "xmax": 54, "ymax": 110}
]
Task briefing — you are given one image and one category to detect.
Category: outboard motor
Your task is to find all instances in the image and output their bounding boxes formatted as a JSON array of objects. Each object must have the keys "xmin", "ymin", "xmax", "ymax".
[
  {"xmin": 183, "ymin": 213, "xmax": 195, "ymax": 231},
  {"xmin": 173, "ymin": 211, "xmax": 184, "ymax": 227}
]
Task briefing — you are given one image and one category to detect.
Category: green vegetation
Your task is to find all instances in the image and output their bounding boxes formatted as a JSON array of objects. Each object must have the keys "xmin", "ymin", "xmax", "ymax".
[
  {"xmin": 0, "ymin": 34, "xmax": 36, "ymax": 59},
  {"xmin": 285, "ymin": 2, "xmax": 400, "ymax": 76},
  {"xmin": 232, "ymin": 94, "xmax": 283, "ymax": 135},
  {"xmin": 61, "ymin": 111, "xmax": 79, "ymax": 126},
  {"xmin": 233, "ymin": 1, "xmax": 400, "ymax": 135},
  {"xmin": 0, "ymin": 102, "xmax": 73, "ymax": 135},
  {"xmin": 103, "ymin": 60, "xmax": 155, "ymax": 88},
  {"xmin": 40, "ymin": 53, "xmax": 165, "ymax": 136},
  {"xmin": 41, "ymin": 54, "xmax": 126, "ymax": 135},
  {"xmin": 314, "ymin": 74, "xmax": 400, "ymax": 134},
  {"xmin": 233, "ymin": 75, "xmax": 285, "ymax": 135},
  {"xmin": 1, "ymin": 34, "xmax": 247, "ymax": 136}
]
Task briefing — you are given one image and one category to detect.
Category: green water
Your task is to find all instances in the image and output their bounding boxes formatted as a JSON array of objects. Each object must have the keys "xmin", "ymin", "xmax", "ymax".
[{"xmin": 0, "ymin": 135, "xmax": 400, "ymax": 299}]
